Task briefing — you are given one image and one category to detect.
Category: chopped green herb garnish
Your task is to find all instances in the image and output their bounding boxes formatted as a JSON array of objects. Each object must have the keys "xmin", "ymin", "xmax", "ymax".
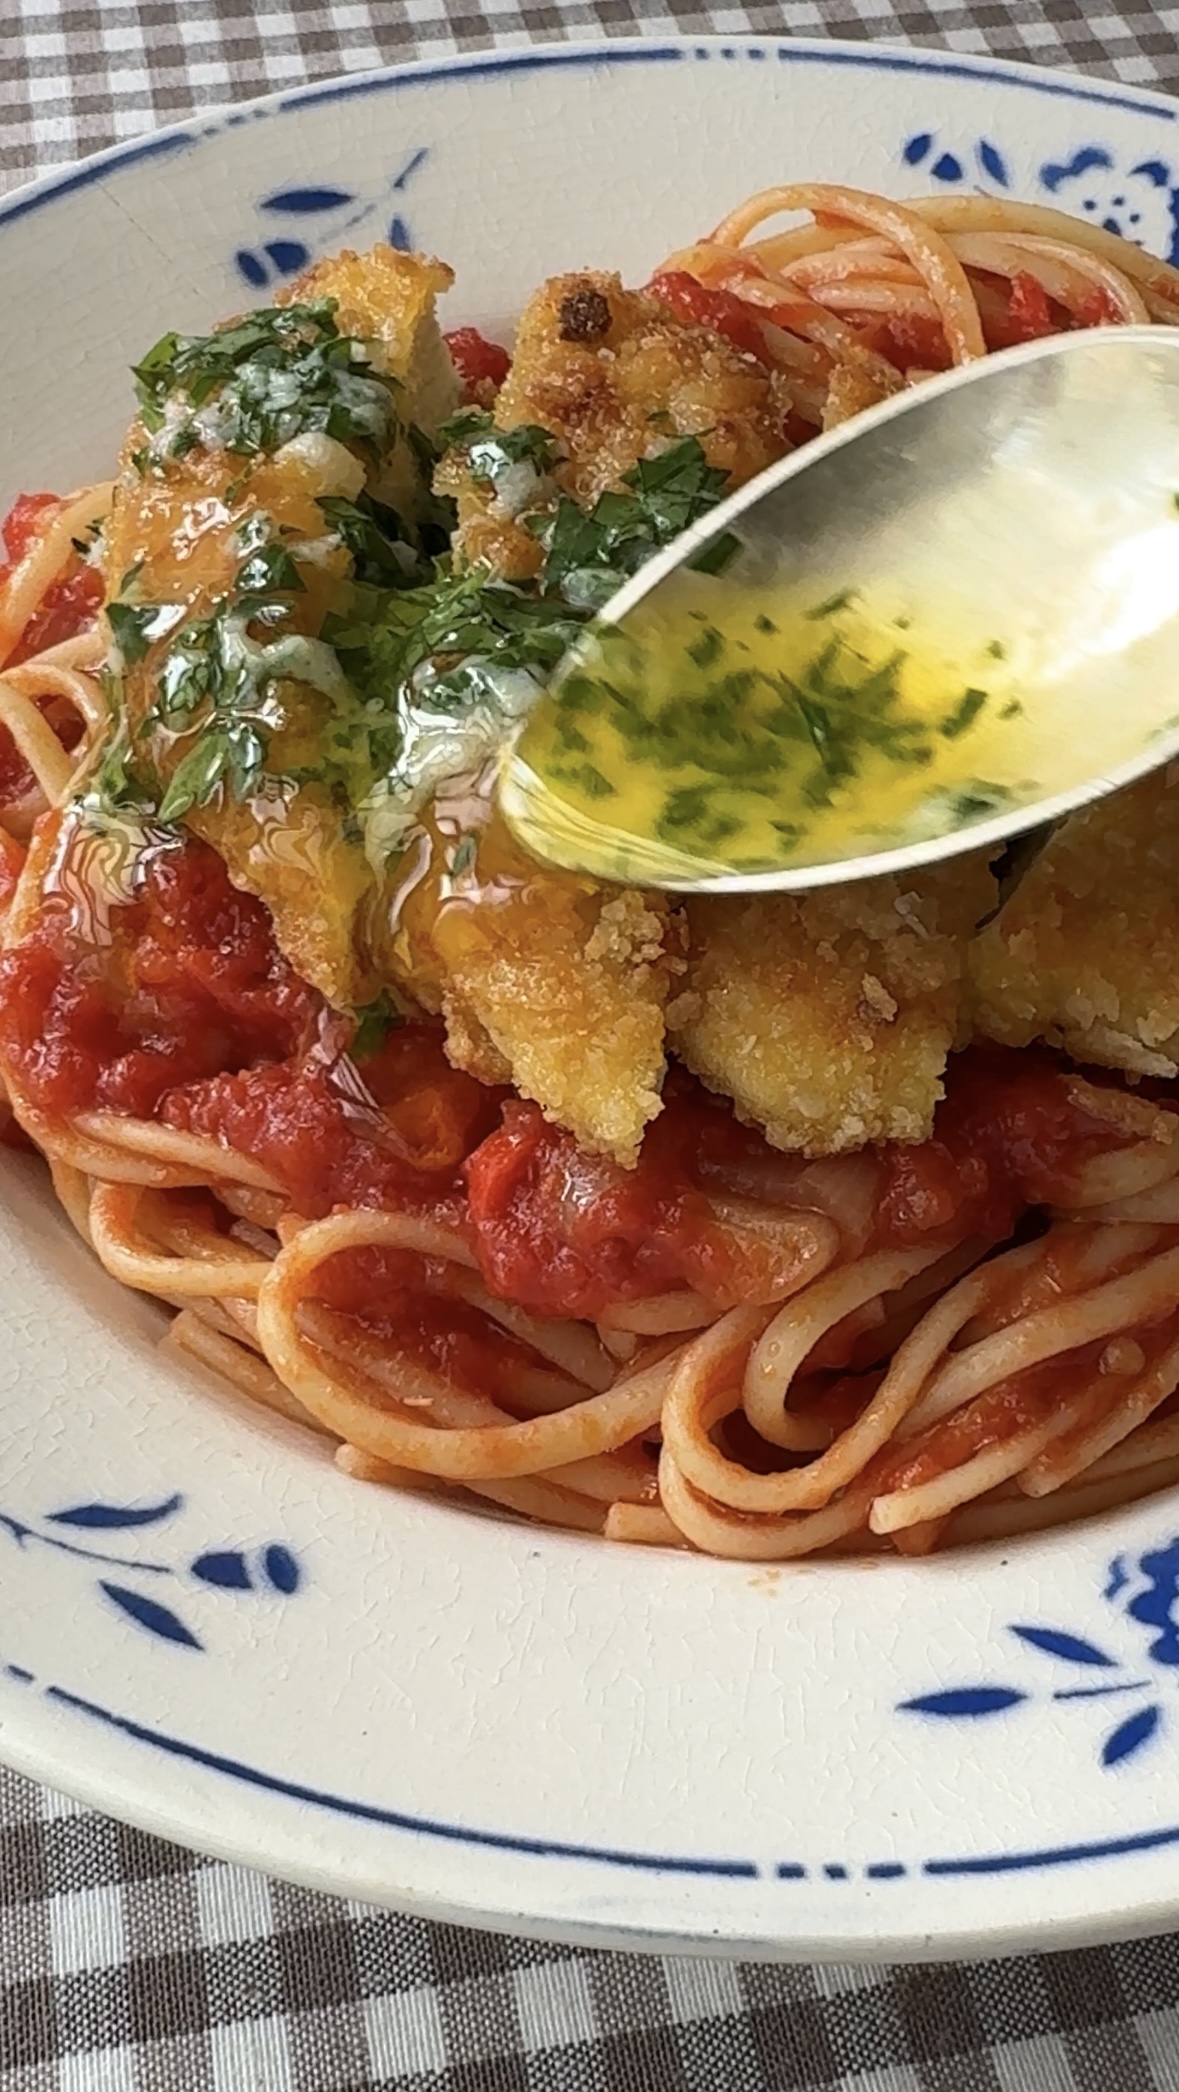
[
  {"xmin": 985, "ymin": 638, "xmax": 1006, "ymax": 660},
  {"xmin": 448, "ymin": 834, "xmax": 478, "ymax": 878},
  {"xmin": 106, "ymin": 597, "xmax": 186, "ymax": 666},
  {"xmin": 951, "ymin": 782, "xmax": 1012, "ymax": 823},
  {"xmin": 317, "ymin": 493, "xmax": 422, "ymax": 587},
  {"xmin": 132, "ymin": 299, "xmax": 398, "ymax": 464},
  {"xmin": 350, "ymin": 991, "xmax": 404, "ymax": 1060},
  {"xmin": 807, "ymin": 588, "xmax": 854, "ymax": 621},
  {"xmin": 531, "ymin": 437, "xmax": 730, "ymax": 610},
  {"xmin": 688, "ymin": 625, "xmax": 724, "ymax": 670},
  {"xmin": 940, "ymin": 687, "xmax": 988, "ymax": 740}
]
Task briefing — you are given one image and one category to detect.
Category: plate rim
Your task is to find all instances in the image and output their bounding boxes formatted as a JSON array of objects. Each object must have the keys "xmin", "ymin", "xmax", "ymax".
[{"xmin": 5, "ymin": 30, "xmax": 1179, "ymax": 1961}]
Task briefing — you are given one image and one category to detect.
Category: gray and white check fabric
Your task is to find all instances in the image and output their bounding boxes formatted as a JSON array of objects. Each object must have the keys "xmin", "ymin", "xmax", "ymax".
[
  {"xmin": 3, "ymin": 0, "xmax": 1179, "ymax": 191},
  {"xmin": 7, "ymin": 1771, "xmax": 1179, "ymax": 2091},
  {"xmin": 6, "ymin": 5, "xmax": 1179, "ymax": 2088}
]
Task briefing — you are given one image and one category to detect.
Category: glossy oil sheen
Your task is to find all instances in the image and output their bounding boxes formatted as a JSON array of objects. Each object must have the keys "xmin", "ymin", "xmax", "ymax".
[{"xmin": 505, "ymin": 328, "xmax": 1179, "ymax": 894}]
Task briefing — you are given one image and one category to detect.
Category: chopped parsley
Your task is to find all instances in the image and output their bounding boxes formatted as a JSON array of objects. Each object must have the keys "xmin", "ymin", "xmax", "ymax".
[
  {"xmin": 131, "ymin": 299, "xmax": 398, "ymax": 466},
  {"xmin": 350, "ymin": 990, "xmax": 404, "ymax": 1060},
  {"xmin": 316, "ymin": 493, "xmax": 423, "ymax": 587},
  {"xmin": 807, "ymin": 588, "xmax": 854, "ymax": 621},
  {"xmin": 105, "ymin": 596, "xmax": 186, "ymax": 666},
  {"xmin": 91, "ymin": 431, "xmax": 735, "ymax": 863},
  {"xmin": 325, "ymin": 568, "xmax": 586, "ymax": 863},
  {"xmin": 939, "ymin": 687, "xmax": 988, "ymax": 740},
  {"xmin": 439, "ymin": 409, "xmax": 560, "ymax": 487},
  {"xmin": 532, "ymin": 438, "xmax": 732, "ymax": 609}
]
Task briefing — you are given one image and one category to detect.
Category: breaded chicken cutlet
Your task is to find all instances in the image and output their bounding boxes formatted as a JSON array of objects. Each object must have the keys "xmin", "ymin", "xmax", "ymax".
[
  {"xmin": 969, "ymin": 766, "xmax": 1179, "ymax": 1078},
  {"xmin": 408, "ymin": 268, "xmax": 797, "ymax": 1161},
  {"xmin": 437, "ymin": 270, "xmax": 795, "ymax": 582},
  {"xmin": 434, "ymin": 269, "xmax": 996, "ymax": 1162},
  {"xmin": 669, "ymin": 859, "xmax": 995, "ymax": 1156}
]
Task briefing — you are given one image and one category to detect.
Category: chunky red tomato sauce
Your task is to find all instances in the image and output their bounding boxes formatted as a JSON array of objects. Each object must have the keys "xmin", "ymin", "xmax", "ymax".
[
  {"xmin": 0, "ymin": 830, "xmax": 320, "ymax": 1119},
  {"xmin": 0, "ymin": 810, "xmax": 1163, "ymax": 1323},
  {"xmin": 444, "ymin": 327, "xmax": 512, "ymax": 400},
  {"xmin": 163, "ymin": 1036, "xmax": 499, "ymax": 1219},
  {"xmin": 876, "ymin": 1048, "xmax": 1139, "ymax": 1246},
  {"xmin": 463, "ymin": 1050, "xmax": 1152, "ymax": 1319}
]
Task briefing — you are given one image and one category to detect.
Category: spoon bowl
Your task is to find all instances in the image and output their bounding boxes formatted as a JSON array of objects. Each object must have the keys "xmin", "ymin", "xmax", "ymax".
[{"xmin": 502, "ymin": 325, "xmax": 1179, "ymax": 892}]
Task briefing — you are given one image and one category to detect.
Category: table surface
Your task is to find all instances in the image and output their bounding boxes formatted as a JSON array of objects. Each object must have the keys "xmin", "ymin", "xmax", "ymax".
[{"xmin": 6, "ymin": 3, "xmax": 1179, "ymax": 2088}]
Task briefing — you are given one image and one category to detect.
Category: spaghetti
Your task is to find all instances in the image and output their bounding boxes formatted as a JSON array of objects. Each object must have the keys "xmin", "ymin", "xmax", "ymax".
[{"xmin": 6, "ymin": 186, "xmax": 1179, "ymax": 1559}]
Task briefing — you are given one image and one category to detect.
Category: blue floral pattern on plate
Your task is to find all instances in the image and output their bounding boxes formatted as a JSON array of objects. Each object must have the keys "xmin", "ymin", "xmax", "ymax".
[
  {"xmin": 901, "ymin": 130, "xmax": 1179, "ymax": 263},
  {"xmin": 0, "ymin": 1492, "xmax": 301, "ymax": 1651},
  {"xmin": 233, "ymin": 145, "xmax": 429, "ymax": 287},
  {"xmin": 901, "ymin": 1538, "xmax": 1179, "ymax": 1767}
]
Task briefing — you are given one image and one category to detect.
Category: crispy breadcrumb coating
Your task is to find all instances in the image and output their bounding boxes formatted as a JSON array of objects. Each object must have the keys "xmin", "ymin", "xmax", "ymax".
[
  {"xmin": 669, "ymin": 858, "xmax": 995, "ymax": 1155},
  {"xmin": 375, "ymin": 807, "xmax": 684, "ymax": 1167},
  {"xmin": 105, "ymin": 248, "xmax": 458, "ymax": 1010},
  {"xmin": 969, "ymin": 767, "xmax": 1179, "ymax": 1078},
  {"xmin": 414, "ymin": 270, "xmax": 795, "ymax": 1154},
  {"xmin": 437, "ymin": 270, "xmax": 795, "ymax": 581},
  {"xmin": 279, "ymin": 245, "xmax": 458, "ymax": 528}
]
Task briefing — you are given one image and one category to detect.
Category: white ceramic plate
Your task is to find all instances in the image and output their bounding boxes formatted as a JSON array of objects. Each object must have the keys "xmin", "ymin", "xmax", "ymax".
[{"xmin": 6, "ymin": 37, "xmax": 1179, "ymax": 1963}]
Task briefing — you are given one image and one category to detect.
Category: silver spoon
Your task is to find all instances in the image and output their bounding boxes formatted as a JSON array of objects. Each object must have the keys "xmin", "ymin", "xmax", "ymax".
[{"xmin": 501, "ymin": 324, "xmax": 1179, "ymax": 892}]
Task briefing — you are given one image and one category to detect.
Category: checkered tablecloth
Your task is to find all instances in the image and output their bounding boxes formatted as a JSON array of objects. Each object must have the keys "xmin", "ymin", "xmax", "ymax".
[{"xmin": 7, "ymin": 4, "xmax": 1179, "ymax": 2087}]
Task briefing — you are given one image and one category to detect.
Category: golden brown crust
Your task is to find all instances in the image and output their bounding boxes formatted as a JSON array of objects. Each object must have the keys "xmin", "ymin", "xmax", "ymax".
[
  {"xmin": 103, "ymin": 248, "xmax": 458, "ymax": 1009},
  {"xmin": 969, "ymin": 767, "xmax": 1179, "ymax": 1078},
  {"xmin": 669, "ymin": 857, "xmax": 994, "ymax": 1155},
  {"xmin": 375, "ymin": 808, "xmax": 684, "ymax": 1166},
  {"xmin": 437, "ymin": 270, "xmax": 794, "ymax": 581}
]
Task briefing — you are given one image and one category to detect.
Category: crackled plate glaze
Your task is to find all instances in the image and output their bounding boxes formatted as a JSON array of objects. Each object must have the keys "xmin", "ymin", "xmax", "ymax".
[{"xmin": 6, "ymin": 39, "xmax": 1179, "ymax": 1962}]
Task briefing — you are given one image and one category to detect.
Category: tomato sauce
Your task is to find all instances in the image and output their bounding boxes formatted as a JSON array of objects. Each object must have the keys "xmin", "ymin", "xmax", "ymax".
[
  {"xmin": 444, "ymin": 327, "xmax": 511, "ymax": 403},
  {"xmin": 162, "ymin": 1031, "xmax": 499, "ymax": 1219},
  {"xmin": 0, "ymin": 793, "xmax": 1162, "ymax": 1329},
  {"xmin": 464, "ymin": 1049, "xmax": 1154, "ymax": 1321},
  {"xmin": 876, "ymin": 1048, "xmax": 1139, "ymax": 1246},
  {"xmin": 0, "ymin": 830, "xmax": 320, "ymax": 1120},
  {"xmin": 647, "ymin": 271, "xmax": 777, "ymax": 366}
]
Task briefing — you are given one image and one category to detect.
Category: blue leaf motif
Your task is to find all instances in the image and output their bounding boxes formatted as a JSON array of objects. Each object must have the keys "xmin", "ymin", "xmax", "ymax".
[
  {"xmin": 235, "ymin": 249, "xmax": 270, "ymax": 290},
  {"xmin": 392, "ymin": 147, "xmax": 429, "ymax": 191},
  {"xmin": 47, "ymin": 1494, "xmax": 182, "ymax": 1531},
  {"xmin": 191, "ymin": 1550, "xmax": 252, "ymax": 1591},
  {"xmin": 1102, "ymin": 1704, "xmax": 1162, "ymax": 1766},
  {"xmin": 900, "ymin": 1687, "xmax": 1026, "ymax": 1718},
  {"xmin": 1010, "ymin": 1626, "xmax": 1116, "ymax": 1668},
  {"xmin": 931, "ymin": 153, "xmax": 963, "ymax": 184},
  {"xmin": 99, "ymin": 1582, "xmax": 202, "ymax": 1649},
  {"xmin": 388, "ymin": 215, "xmax": 412, "ymax": 253},
  {"xmin": 263, "ymin": 1544, "xmax": 300, "ymax": 1594},
  {"xmin": 1040, "ymin": 146, "xmax": 1113, "ymax": 194},
  {"xmin": 977, "ymin": 140, "xmax": 1010, "ymax": 188},
  {"xmin": 903, "ymin": 133, "xmax": 933, "ymax": 167},
  {"xmin": 261, "ymin": 186, "xmax": 356, "ymax": 214},
  {"xmin": 263, "ymin": 240, "xmax": 310, "ymax": 277}
]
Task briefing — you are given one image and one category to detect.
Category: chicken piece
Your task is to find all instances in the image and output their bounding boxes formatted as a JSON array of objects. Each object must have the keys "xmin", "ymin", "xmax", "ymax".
[
  {"xmin": 278, "ymin": 244, "xmax": 458, "ymax": 525},
  {"xmin": 668, "ymin": 857, "xmax": 995, "ymax": 1155},
  {"xmin": 104, "ymin": 248, "xmax": 456, "ymax": 1009},
  {"xmin": 412, "ymin": 270, "xmax": 793, "ymax": 1145},
  {"xmin": 969, "ymin": 767, "xmax": 1179, "ymax": 1077},
  {"xmin": 375, "ymin": 802, "xmax": 683, "ymax": 1167},
  {"xmin": 437, "ymin": 270, "xmax": 794, "ymax": 580}
]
